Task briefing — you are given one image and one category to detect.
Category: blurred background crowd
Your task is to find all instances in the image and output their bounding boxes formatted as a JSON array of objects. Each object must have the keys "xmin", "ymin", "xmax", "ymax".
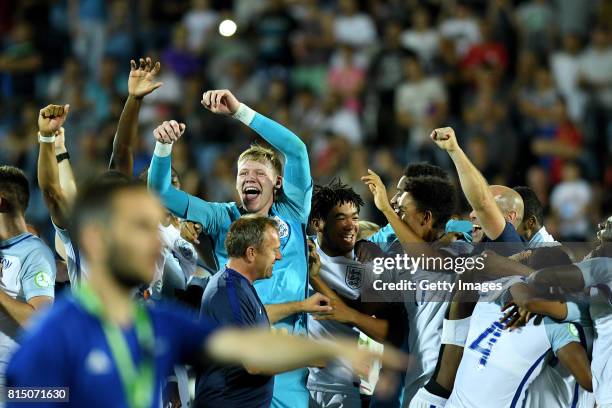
[{"xmin": 1, "ymin": 0, "xmax": 611, "ymax": 244}]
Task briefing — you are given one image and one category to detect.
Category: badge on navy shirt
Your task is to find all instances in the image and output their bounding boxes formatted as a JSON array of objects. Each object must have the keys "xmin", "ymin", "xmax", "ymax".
[
  {"xmin": 345, "ymin": 265, "xmax": 364, "ymax": 289},
  {"xmin": 85, "ymin": 349, "xmax": 112, "ymax": 375}
]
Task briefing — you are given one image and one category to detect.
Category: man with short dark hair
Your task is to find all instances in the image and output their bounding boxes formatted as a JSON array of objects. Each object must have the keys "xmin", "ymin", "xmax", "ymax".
[
  {"xmin": 513, "ymin": 186, "xmax": 557, "ymax": 248},
  {"xmin": 0, "ymin": 165, "xmax": 56, "ymax": 392},
  {"xmin": 197, "ymin": 216, "xmax": 321, "ymax": 407},
  {"xmin": 363, "ymin": 170, "xmax": 464, "ymax": 406},
  {"xmin": 307, "ymin": 180, "xmax": 392, "ymax": 408},
  {"xmin": 368, "ymin": 162, "xmax": 450, "ymax": 244}
]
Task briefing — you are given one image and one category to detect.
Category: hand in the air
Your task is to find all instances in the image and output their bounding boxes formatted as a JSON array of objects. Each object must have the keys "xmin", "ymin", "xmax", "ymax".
[
  {"xmin": 153, "ymin": 120, "xmax": 186, "ymax": 144},
  {"xmin": 201, "ymin": 89, "xmax": 240, "ymax": 115},
  {"xmin": 38, "ymin": 104, "xmax": 69, "ymax": 136},
  {"xmin": 430, "ymin": 127, "xmax": 460, "ymax": 152},
  {"xmin": 128, "ymin": 57, "xmax": 163, "ymax": 98},
  {"xmin": 361, "ymin": 170, "xmax": 393, "ymax": 213}
]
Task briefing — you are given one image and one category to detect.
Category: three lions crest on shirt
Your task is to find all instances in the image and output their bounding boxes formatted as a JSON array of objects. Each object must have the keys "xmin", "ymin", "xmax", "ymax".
[{"xmin": 345, "ymin": 265, "xmax": 364, "ymax": 290}]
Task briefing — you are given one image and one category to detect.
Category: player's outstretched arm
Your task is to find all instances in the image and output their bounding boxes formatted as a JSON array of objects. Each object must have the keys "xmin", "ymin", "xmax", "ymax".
[
  {"xmin": 430, "ymin": 127, "xmax": 506, "ymax": 240},
  {"xmin": 109, "ymin": 57, "xmax": 162, "ymax": 176},
  {"xmin": 201, "ymin": 89, "xmax": 311, "ymax": 214},
  {"xmin": 264, "ymin": 292, "xmax": 332, "ymax": 325},
  {"xmin": 37, "ymin": 104, "xmax": 72, "ymax": 229},
  {"xmin": 308, "ymin": 242, "xmax": 389, "ymax": 342},
  {"xmin": 205, "ymin": 327, "xmax": 408, "ymax": 376}
]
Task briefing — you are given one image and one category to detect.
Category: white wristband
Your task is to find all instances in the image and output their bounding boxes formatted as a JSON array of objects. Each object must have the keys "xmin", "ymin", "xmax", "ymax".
[
  {"xmin": 38, "ymin": 132, "xmax": 56, "ymax": 143},
  {"xmin": 441, "ymin": 317, "xmax": 471, "ymax": 347},
  {"xmin": 154, "ymin": 141, "xmax": 173, "ymax": 157},
  {"xmin": 232, "ymin": 103, "xmax": 256, "ymax": 126}
]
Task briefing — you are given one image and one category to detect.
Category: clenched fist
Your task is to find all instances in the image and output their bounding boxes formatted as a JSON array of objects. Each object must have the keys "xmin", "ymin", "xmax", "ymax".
[
  {"xmin": 201, "ymin": 89, "xmax": 240, "ymax": 115},
  {"xmin": 153, "ymin": 120, "xmax": 186, "ymax": 144},
  {"xmin": 38, "ymin": 104, "xmax": 69, "ymax": 136},
  {"xmin": 430, "ymin": 127, "xmax": 460, "ymax": 152}
]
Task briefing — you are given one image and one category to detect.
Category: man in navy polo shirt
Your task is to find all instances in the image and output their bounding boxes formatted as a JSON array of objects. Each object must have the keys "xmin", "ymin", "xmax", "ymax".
[{"xmin": 196, "ymin": 216, "xmax": 290, "ymax": 407}]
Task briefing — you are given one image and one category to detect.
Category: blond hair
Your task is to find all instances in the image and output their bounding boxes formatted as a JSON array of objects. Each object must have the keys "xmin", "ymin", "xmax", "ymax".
[{"xmin": 238, "ymin": 144, "xmax": 282, "ymax": 176}]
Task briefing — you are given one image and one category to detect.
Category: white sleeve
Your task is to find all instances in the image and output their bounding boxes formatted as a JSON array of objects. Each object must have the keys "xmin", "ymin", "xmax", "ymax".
[{"xmin": 577, "ymin": 257, "xmax": 612, "ymax": 288}]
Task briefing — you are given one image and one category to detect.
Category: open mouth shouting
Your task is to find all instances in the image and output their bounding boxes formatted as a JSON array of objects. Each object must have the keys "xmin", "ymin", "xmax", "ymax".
[{"xmin": 242, "ymin": 185, "xmax": 262, "ymax": 202}]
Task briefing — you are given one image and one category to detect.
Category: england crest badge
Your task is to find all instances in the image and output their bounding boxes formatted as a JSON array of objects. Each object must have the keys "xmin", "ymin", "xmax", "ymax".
[
  {"xmin": 271, "ymin": 216, "xmax": 290, "ymax": 239},
  {"xmin": 345, "ymin": 264, "xmax": 364, "ymax": 289}
]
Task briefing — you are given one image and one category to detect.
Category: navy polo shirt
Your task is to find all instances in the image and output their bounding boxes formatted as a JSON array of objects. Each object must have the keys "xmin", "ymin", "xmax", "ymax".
[
  {"xmin": 196, "ymin": 268, "xmax": 273, "ymax": 408},
  {"xmin": 479, "ymin": 221, "xmax": 525, "ymax": 256},
  {"xmin": 6, "ymin": 296, "xmax": 217, "ymax": 408}
]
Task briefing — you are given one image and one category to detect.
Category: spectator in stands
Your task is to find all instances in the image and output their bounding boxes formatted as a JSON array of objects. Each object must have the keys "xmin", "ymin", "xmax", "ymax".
[
  {"xmin": 333, "ymin": 0, "xmax": 377, "ymax": 49},
  {"xmin": 550, "ymin": 162, "xmax": 592, "ymax": 241}
]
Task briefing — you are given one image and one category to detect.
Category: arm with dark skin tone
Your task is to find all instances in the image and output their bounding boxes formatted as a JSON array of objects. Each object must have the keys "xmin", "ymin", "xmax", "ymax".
[
  {"xmin": 307, "ymin": 241, "xmax": 389, "ymax": 343},
  {"xmin": 361, "ymin": 169, "xmax": 446, "ymax": 262},
  {"xmin": 501, "ymin": 283, "xmax": 570, "ymax": 329},
  {"xmin": 109, "ymin": 57, "xmax": 162, "ymax": 176},
  {"xmin": 556, "ymin": 343, "xmax": 592, "ymax": 392}
]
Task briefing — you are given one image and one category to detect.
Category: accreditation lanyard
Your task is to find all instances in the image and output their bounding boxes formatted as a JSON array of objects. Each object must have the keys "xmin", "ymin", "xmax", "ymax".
[{"xmin": 74, "ymin": 283, "xmax": 155, "ymax": 408}]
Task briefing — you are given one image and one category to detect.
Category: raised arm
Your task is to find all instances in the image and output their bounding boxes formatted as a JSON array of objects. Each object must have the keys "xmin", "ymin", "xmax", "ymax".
[
  {"xmin": 109, "ymin": 57, "xmax": 163, "ymax": 176},
  {"xmin": 201, "ymin": 89, "xmax": 312, "ymax": 215},
  {"xmin": 148, "ymin": 120, "xmax": 232, "ymax": 236},
  {"xmin": 430, "ymin": 127, "xmax": 506, "ymax": 240},
  {"xmin": 361, "ymin": 170, "xmax": 449, "ymax": 263},
  {"xmin": 37, "ymin": 104, "xmax": 71, "ymax": 229},
  {"xmin": 55, "ymin": 129, "xmax": 77, "ymax": 204}
]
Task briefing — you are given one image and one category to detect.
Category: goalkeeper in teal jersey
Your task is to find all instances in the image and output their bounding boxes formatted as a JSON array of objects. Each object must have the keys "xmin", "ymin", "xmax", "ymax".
[{"xmin": 148, "ymin": 89, "xmax": 331, "ymax": 408}]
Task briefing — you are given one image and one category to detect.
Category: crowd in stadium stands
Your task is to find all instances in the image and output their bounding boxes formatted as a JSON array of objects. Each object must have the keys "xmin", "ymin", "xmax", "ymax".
[
  {"xmin": 1, "ymin": 0, "xmax": 611, "ymax": 244},
  {"xmin": 2, "ymin": 2, "xmax": 612, "ymax": 408}
]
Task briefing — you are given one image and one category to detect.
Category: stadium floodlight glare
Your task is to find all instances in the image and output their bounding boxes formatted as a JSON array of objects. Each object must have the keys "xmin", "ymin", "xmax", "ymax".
[{"xmin": 219, "ymin": 19, "xmax": 237, "ymax": 37}]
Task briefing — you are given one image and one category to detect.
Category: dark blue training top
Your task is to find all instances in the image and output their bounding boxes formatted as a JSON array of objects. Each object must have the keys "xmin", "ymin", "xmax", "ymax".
[
  {"xmin": 196, "ymin": 268, "xmax": 273, "ymax": 408},
  {"xmin": 479, "ymin": 221, "xmax": 525, "ymax": 256},
  {"xmin": 6, "ymin": 296, "xmax": 216, "ymax": 408}
]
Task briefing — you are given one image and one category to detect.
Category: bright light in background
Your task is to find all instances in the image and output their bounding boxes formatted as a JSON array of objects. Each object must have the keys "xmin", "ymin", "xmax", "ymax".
[{"xmin": 219, "ymin": 19, "xmax": 237, "ymax": 37}]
